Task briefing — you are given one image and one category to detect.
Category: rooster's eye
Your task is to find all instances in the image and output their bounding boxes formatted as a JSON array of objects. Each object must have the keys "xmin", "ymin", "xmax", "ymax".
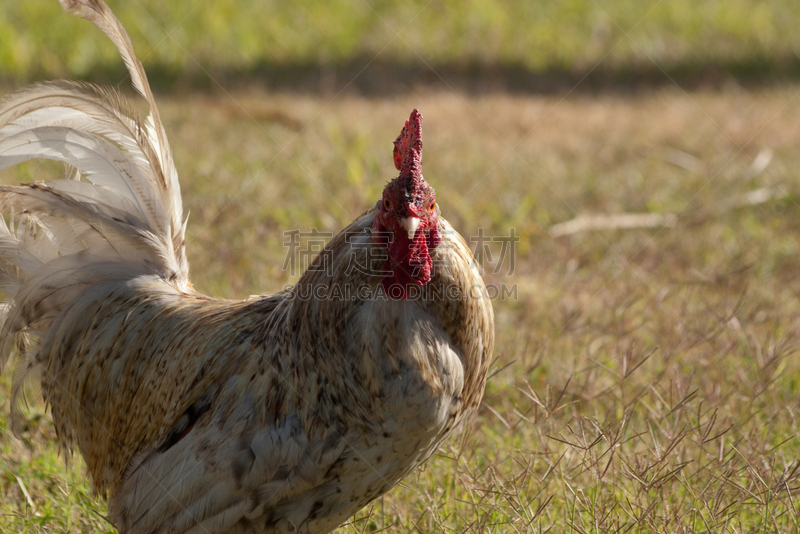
[
  {"xmin": 429, "ymin": 201, "xmax": 436, "ymax": 212},
  {"xmin": 384, "ymin": 199, "xmax": 391, "ymax": 209}
]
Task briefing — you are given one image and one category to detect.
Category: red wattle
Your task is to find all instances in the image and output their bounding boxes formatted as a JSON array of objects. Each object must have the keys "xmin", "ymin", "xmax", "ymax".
[{"xmin": 373, "ymin": 218, "xmax": 435, "ymax": 300}]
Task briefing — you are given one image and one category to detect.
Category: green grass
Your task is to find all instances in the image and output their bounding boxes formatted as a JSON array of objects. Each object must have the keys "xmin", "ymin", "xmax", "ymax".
[
  {"xmin": 3, "ymin": 1, "xmax": 800, "ymax": 531},
  {"xmin": 1, "ymin": 1, "xmax": 800, "ymax": 87},
  {"xmin": 3, "ymin": 84, "xmax": 800, "ymax": 531}
]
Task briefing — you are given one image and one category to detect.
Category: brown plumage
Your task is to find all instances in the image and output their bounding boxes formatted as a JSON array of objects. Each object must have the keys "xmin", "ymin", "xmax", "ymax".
[{"xmin": 0, "ymin": 1, "xmax": 494, "ymax": 533}]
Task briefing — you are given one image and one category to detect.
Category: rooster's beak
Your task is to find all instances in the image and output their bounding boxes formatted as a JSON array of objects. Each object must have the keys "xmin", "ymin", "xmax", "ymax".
[{"xmin": 400, "ymin": 216, "xmax": 421, "ymax": 240}]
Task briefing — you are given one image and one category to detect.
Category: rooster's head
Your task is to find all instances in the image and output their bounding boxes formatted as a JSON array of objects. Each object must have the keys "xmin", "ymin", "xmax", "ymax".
[{"xmin": 372, "ymin": 109, "xmax": 441, "ymax": 299}]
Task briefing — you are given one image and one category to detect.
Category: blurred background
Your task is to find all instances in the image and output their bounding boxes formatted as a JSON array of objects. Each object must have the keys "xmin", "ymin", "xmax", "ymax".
[
  {"xmin": 4, "ymin": 2, "xmax": 800, "ymax": 533},
  {"xmin": 1, "ymin": 0, "xmax": 799, "ymax": 93}
]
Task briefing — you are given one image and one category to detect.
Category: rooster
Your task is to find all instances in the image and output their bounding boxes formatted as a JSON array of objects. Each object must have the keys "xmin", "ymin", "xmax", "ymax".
[{"xmin": 0, "ymin": 1, "xmax": 494, "ymax": 533}]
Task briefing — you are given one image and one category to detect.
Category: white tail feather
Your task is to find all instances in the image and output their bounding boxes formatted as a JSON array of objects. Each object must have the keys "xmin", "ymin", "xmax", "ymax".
[
  {"xmin": 0, "ymin": 1, "xmax": 189, "ymax": 431},
  {"xmin": 58, "ymin": 0, "xmax": 179, "ymax": 211}
]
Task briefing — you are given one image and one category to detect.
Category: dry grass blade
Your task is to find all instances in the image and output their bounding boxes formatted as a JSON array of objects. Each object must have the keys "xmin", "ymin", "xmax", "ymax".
[{"xmin": 549, "ymin": 213, "xmax": 677, "ymax": 237}]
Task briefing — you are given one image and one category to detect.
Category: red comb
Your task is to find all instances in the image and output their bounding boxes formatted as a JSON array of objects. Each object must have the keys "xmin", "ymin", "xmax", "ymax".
[{"xmin": 393, "ymin": 109, "xmax": 423, "ymax": 186}]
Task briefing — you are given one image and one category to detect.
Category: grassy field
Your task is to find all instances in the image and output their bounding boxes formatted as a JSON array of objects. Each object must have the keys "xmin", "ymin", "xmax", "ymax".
[
  {"xmin": 4, "ymin": 1, "xmax": 800, "ymax": 533},
  {"xmin": 3, "ymin": 83, "xmax": 800, "ymax": 531},
  {"xmin": 1, "ymin": 0, "xmax": 800, "ymax": 89}
]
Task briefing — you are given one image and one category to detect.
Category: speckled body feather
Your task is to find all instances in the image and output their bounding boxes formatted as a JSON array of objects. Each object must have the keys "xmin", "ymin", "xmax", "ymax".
[{"xmin": 0, "ymin": 1, "xmax": 494, "ymax": 533}]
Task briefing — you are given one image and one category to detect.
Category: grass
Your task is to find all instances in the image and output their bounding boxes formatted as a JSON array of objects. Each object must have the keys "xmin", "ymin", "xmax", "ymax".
[
  {"xmin": 3, "ymin": 83, "xmax": 800, "ymax": 531},
  {"xmin": 1, "ymin": 1, "xmax": 800, "ymax": 89}
]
